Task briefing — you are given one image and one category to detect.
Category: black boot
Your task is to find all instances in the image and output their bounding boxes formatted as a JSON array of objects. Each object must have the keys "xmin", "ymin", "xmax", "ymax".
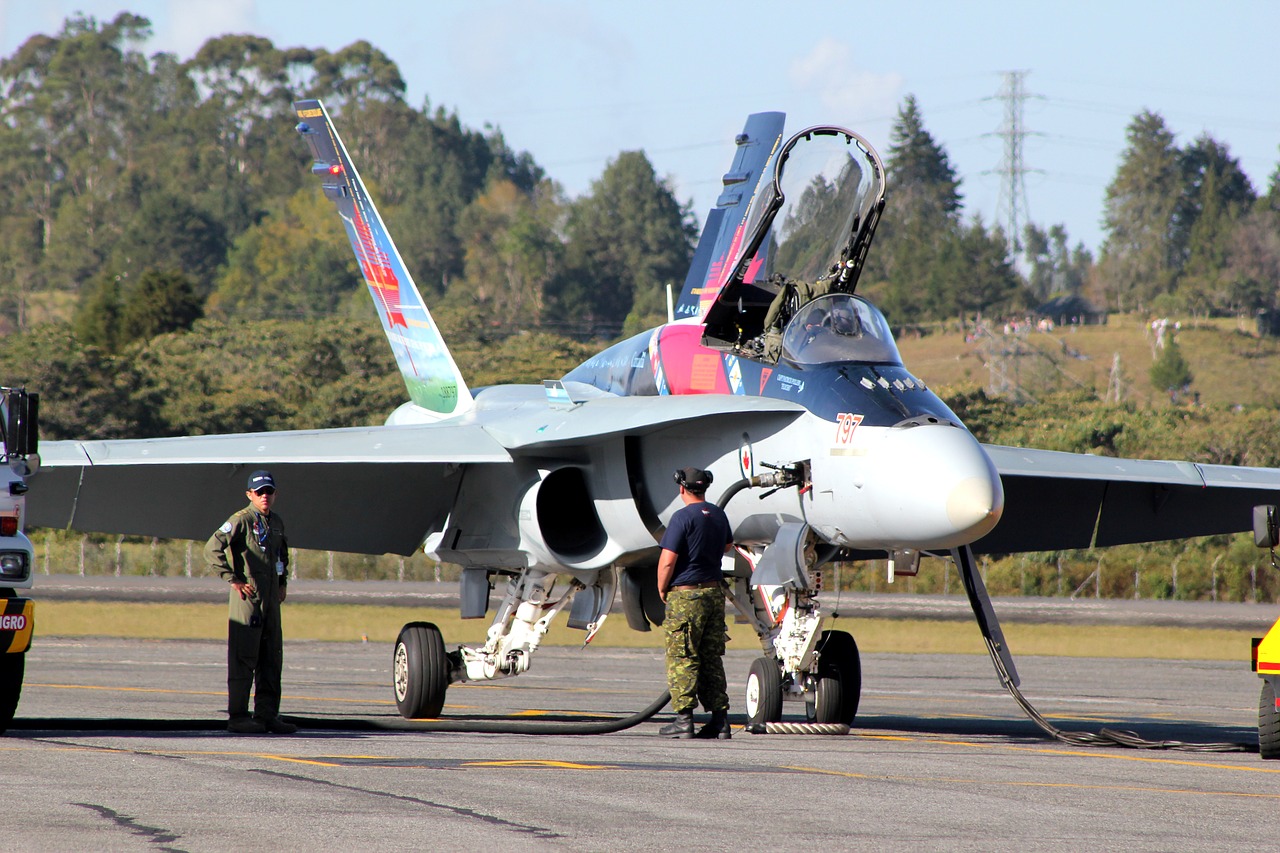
[
  {"xmin": 659, "ymin": 711, "xmax": 694, "ymax": 738},
  {"xmin": 696, "ymin": 711, "xmax": 732, "ymax": 740}
]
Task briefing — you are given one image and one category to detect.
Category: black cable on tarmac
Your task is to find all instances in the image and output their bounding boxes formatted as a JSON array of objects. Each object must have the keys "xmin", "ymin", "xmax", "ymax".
[
  {"xmin": 978, "ymin": 635, "xmax": 1254, "ymax": 753},
  {"xmin": 8, "ymin": 690, "xmax": 672, "ymax": 735}
]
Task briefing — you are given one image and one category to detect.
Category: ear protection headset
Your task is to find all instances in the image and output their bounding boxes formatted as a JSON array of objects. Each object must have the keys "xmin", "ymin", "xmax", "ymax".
[{"xmin": 673, "ymin": 468, "xmax": 713, "ymax": 490}]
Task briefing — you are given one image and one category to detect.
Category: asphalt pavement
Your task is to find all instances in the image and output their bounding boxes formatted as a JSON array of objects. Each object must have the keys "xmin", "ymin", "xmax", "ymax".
[
  {"xmin": 27, "ymin": 572, "xmax": 1280, "ymax": 630},
  {"xmin": 3, "ymin": 638, "xmax": 1276, "ymax": 851}
]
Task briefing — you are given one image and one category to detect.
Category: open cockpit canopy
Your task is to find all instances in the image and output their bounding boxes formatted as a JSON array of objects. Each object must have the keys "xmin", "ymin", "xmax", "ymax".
[{"xmin": 702, "ymin": 126, "xmax": 886, "ymax": 352}]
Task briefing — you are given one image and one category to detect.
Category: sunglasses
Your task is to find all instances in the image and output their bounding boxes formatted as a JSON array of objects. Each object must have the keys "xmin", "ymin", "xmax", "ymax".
[{"xmin": 252, "ymin": 487, "xmax": 276, "ymax": 496}]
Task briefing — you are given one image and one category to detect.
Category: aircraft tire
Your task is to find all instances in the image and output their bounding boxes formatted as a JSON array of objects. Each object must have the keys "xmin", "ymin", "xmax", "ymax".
[
  {"xmin": 1261, "ymin": 680, "xmax": 1280, "ymax": 760},
  {"xmin": 393, "ymin": 622, "xmax": 448, "ymax": 719},
  {"xmin": 0, "ymin": 652, "xmax": 24, "ymax": 735},
  {"xmin": 816, "ymin": 629, "xmax": 861, "ymax": 725},
  {"xmin": 745, "ymin": 656, "xmax": 783, "ymax": 726},
  {"xmin": 810, "ymin": 667, "xmax": 845, "ymax": 725}
]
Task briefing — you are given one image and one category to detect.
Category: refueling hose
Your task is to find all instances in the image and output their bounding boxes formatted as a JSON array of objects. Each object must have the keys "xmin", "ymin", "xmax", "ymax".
[{"xmin": 9, "ymin": 690, "xmax": 673, "ymax": 734}]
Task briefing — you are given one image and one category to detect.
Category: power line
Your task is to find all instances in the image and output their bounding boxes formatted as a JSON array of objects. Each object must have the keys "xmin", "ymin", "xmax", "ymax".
[{"xmin": 984, "ymin": 71, "xmax": 1043, "ymax": 255}]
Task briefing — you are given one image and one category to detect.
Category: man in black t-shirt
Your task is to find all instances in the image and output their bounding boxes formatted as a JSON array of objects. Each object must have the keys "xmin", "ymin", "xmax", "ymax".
[{"xmin": 656, "ymin": 466, "xmax": 734, "ymax": 739}]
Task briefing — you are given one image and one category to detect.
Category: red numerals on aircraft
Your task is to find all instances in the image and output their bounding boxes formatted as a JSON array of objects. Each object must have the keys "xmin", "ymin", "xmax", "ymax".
[{"xmin": 835, "ymin": 412, "xmax": 863, "ymax": 445}]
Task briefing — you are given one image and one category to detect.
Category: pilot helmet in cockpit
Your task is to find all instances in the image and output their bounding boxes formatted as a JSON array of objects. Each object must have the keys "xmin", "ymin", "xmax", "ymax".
[{"xmin": 828, "ymin": 300, "xmax": 860, "ymax": 336}]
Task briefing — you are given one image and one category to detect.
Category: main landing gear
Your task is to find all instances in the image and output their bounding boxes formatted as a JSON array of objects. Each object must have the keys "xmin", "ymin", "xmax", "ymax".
[
  {"xmin": 390, "ymin": 567, "xmax": 614, "ymax": 719},
  {"xmin": 729, "ymin": 522, "xmax": 862, "ymax": 730}
]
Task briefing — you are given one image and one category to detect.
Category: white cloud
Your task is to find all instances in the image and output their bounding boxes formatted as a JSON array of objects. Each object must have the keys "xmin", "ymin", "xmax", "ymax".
[{"xmin": 789, "ymin": 37, "xmax": 903, "ymax": 122}]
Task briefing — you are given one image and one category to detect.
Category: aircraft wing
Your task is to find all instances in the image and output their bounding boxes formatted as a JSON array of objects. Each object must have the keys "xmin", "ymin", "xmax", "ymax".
[
  {"xmin": 975, "ymin": 444, "xmax": 1280, "ymax": 553},
  {"xmin": 28, "ymin": 423, "xmax": 510, "ymax": 555},
  {"xmin": 26, "ymin": 394, "xmax": 806, "ymax": 556}
]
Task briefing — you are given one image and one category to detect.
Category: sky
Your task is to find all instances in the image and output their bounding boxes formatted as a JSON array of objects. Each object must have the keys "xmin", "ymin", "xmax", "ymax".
[{"xmin": 3, "ymin": 1, "xmax": 1280, "ymax": 255}]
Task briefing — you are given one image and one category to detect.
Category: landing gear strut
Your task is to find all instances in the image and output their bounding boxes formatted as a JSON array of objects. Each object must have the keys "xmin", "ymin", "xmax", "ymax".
[
  {"xmin": 390, "ymin": 568, "xmax": 616, "ymax": 720},
  {"xmin": 728, "ymin": 522, "xmax": 862, "ymax": 729}
]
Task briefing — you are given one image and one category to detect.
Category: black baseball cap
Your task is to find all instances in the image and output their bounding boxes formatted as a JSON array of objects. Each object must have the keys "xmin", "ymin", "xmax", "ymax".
[
  {"xmin": 674, "ymin": 466, "xmax": 713, "ymax": 493},
  {"xmin": 247, "ymin": 470, "xmax": 276, "ymax": 492}
]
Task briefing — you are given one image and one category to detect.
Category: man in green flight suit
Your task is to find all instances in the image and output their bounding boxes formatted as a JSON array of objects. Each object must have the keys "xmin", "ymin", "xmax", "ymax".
[{"xmin": 207, "ymin": 469, "xmax": 296, "ymax": 735}]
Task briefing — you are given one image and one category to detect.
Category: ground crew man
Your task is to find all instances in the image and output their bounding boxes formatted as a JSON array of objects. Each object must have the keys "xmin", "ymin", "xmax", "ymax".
[
  {"xmin": 656, "ymin": 466, "xmax": 734, "ymax": 739},
  {"xmin": 206, "ymin": 469, "xmax": 296, "ymax": 735}
]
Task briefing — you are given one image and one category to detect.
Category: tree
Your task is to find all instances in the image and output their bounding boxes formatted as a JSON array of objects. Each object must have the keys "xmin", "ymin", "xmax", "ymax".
[
  {"xmin": 1024, "ymin": 223, "xmax": 1093, "ymax": 302},
  {"xmin": 1150, "ymin": 337, "xmax": 1193, "ymax": 396},
  {"xmin": 948, "ymin": 220, "xmax": 1025, "ymax": 321},
  {"xmin": 308, "ymin": 41, "xmax": 405, "ymax": 109},
  {"xmin": 118, "ymin": 269, "xmax": 203, "ymax": 341},
  {"xmin": 72, "ymin": 272, "xmax": 124, "ymax": 350},
  {"xmin": 1176, "ymin": 135, "xmax": 1256, "ymax": 315},
  {"xmin": 0, "ymin": 325, "xmax": 149, "ymax": 439},
  {"xmin": 1097, "ymin": 111, "xmax": 1183, "ymax": 312},
  {"xmin": 207, "ymin": 187, "xmax": 360, "ymax": 320},
  {"xmin": 447, "ymin": 178, "xmax": 565, "ymax": 329},
  {"xmin": 1224, "ymin": 210, "xmax": 1280, "ymax": 314},
  {"xmin": 183, "ymin": 34, "xmax": 305, "ymax": 236},
  {"xmin": 109, "ymin": 193, "xmax": 228, "ymax": 294},
  {"xmin": 0, "ymin": 14, "xmax": 154, "ymax": 291},
  {"xmin": 864, "ymin": 96, "xmax": 966, "ymax": 323},
  {"xmin": 556, "ymin": 151, "xmax": 696, "ymax": 331}
]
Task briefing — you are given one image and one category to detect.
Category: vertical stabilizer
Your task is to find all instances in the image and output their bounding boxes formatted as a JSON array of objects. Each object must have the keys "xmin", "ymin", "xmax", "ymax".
[
  {"xmin": 673, "ymin": 112, "xmax": 786, "ymax": 321},
  {"xmin": 293, "ymin": 99, "xmax": 473, "ymax": 418}
]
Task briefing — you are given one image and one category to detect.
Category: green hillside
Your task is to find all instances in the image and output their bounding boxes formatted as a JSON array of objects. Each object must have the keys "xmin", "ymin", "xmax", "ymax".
[{"xmin": 898, "ymin": 313, "xmax": 1280, "ymax": 410}]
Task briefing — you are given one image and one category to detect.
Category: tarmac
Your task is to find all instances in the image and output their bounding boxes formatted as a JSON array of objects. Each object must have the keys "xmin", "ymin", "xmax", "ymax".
[
  {"xmin": 29, "ymin": 571, "xmax": 1280, "ymax": 630},
  {"xmin": 3, "ymin": 637, "xmax": 1275, "ymax": 851}
]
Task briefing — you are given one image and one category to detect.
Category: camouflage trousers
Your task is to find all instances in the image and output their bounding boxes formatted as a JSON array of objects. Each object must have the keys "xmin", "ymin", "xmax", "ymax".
[{"xmin": 663, "ymin": 587, "xmax": 729, "ymax": 715}]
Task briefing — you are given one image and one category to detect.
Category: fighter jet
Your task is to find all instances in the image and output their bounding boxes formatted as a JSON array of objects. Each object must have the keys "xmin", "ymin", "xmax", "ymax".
[{"xmin": 27, "ymin": 101, "xmax": 1280, "ymax": 736}]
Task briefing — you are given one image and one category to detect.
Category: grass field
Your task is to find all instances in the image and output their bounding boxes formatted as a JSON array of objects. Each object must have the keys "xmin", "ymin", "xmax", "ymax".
[
  {"xmin": 897, "ymin": 312, "xmax": 1280, "ymax": 408},
  {"xmin": 33, "ymin": 601, "xmax": 1256, "ymax": 662}
]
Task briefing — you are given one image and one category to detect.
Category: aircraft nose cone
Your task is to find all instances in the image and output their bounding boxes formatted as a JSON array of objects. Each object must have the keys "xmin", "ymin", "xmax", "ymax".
[{"xmin": 867, "ymin": 423, "xmax": 1004, "ymax": 548}]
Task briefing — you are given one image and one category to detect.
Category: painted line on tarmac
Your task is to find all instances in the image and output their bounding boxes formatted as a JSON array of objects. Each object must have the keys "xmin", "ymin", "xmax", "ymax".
[
  {"xmin": 464, "ymin": 759, "xmax": 619, "ymax": 769},
  {"xmin": 28, "ymin": 682, "xmax": 223, "ymax": 697},
  {"xmin": 247, "ymin": 756, "xmax": 792, "ymax": 772}
]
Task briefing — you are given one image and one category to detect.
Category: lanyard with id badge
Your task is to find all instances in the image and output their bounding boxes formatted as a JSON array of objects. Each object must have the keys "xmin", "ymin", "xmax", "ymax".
[{"xmin": 252, "ymin": 513, "xmax": 284, "ymax": 576}]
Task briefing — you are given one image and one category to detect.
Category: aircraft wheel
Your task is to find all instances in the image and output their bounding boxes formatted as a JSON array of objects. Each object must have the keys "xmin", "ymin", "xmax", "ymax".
[
  {"xmin": 393, "ymin": 622, "xmax": 448, "ymax": 719},
  {"xmin": 1261, "ymin": 680, "xmax": 1280, "ymax": 760},
  {"xmin": 0, "ymin": 653, "xmax": 23, "ymax": 735},
  {"xmin": 815, "ymin": 629, "xmax": 861, "ymax": 725},
  {"xmin": 810, "ymin": 667, "xmax": 846, "ymax": 725},
  {"xmin": 745, "ymin": 656, "xmax": 783, "ymax": 726}
]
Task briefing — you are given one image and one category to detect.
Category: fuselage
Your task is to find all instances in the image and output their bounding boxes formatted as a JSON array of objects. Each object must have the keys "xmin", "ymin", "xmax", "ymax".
[{"xmin": 563, "ymin": 294, "xmax": 1005, "ymax": 553}]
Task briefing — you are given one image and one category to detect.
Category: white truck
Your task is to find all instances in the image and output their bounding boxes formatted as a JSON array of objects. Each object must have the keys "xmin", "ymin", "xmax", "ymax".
[{"xmin": 0, "ymin": 388, "xmax": 38, "ymax": 734}]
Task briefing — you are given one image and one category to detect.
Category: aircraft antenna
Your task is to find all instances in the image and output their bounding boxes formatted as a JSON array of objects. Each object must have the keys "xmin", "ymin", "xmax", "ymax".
[{"xmin": 983, "ymin": 70, "xmax": 1043, "ymax": 258}]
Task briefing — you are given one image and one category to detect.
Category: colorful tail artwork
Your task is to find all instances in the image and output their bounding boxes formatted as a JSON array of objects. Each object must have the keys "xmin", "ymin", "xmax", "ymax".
[
  {"xmin": 672, "ymin": 112, "xmax": 786, "ymax": 321},
  {"xmin": 293, "ymin": 99, "xmax": 473, "ymax": 418}
]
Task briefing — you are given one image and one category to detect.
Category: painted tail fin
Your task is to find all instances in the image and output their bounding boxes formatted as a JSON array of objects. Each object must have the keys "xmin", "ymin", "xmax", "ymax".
[
  {"xmin": 293, "ymin": 99, "xmax": 473, "ymax": 418},
  {"xmin": 673, "ymin": 111, "xmax": 786, "ymax": 321}
]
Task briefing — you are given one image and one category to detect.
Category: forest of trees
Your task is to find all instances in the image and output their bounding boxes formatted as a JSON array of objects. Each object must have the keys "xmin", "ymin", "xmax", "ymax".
[
  {"xmin": 3, "ymin": 13, "xmax": 1280, "ymax": 440},
  {"xmin": 3, "ymin": 13, "xmax": 1280, "ymax": 598}
]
